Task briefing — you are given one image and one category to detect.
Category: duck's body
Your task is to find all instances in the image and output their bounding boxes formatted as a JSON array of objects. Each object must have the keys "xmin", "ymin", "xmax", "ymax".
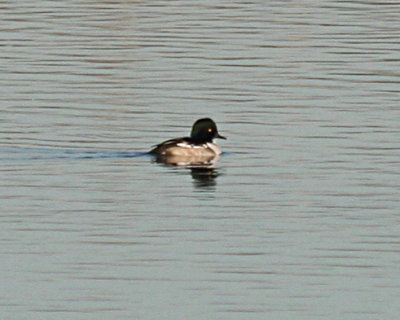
[
  {"xmin": 149, "ymin": 118, "xmax": 226, "ymax": 165},
  {"xmin": 150, "ymin": 137, "xmax": 222, "ymax": 157}
]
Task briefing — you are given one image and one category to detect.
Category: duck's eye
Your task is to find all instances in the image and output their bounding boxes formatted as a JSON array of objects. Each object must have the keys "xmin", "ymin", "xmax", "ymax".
[{"xmin": 208, "ymin": 128, "xmax": 212, "ymax": 133}]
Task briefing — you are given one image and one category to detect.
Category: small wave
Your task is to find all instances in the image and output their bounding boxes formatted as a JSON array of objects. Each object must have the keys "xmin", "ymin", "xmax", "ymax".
[{"xmin": 0, "ymin": 148, "xmax": 147, "ymax": 162}]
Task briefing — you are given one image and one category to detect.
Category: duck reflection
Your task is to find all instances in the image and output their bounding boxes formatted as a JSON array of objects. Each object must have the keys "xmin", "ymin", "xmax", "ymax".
[
  {"xmin": 190, "ymin": 166, "xmax": 219, "ymax": 189},
  {"xmin": 151, "ymin": 153, "xmax": 221, "ymax": 189}
]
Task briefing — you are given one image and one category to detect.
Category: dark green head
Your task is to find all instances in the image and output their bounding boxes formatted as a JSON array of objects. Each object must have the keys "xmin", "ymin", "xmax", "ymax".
[{"xmin": 190, "ymin": 118, "xmax": 226, "ymax": 143}]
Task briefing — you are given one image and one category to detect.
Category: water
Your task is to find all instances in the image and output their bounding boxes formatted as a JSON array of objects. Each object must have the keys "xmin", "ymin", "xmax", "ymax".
[{"xmin": 1, "ymin": 1, "xmax": 400, "ymax": 319}]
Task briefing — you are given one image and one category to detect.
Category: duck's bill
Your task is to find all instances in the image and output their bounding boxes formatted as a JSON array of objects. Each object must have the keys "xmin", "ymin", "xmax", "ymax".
[{"xmin": 216, "ymin": 133, "xmax": 226, "ymax": 140}]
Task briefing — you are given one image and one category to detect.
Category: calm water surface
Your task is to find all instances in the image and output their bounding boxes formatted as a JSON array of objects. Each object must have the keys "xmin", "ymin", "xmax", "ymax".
[{"xmin": 1, "ymin": 1, "xmax": 400, "ymax": 319}]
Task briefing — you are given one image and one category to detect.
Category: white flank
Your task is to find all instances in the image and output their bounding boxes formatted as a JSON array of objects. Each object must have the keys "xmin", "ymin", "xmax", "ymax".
[{"xmin": 176, "ymin": 142, "xmax": 191, "ymax": 148}]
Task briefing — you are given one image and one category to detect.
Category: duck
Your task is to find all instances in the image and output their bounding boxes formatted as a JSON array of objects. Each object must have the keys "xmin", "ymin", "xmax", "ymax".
[{"xmin": 149, "ymin": 118, "xmax": 226, "ymax": 164}]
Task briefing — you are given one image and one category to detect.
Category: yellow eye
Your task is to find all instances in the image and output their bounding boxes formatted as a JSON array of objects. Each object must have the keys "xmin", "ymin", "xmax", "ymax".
[{"xmin": 208, "ymin": 128, "xmax": 212, "ymax": 132}]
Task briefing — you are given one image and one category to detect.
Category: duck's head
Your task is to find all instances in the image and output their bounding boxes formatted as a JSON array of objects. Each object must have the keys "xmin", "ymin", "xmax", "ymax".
[{"xmin": 190, "ymin": 118, "xmax": 226, "ymax": 143}]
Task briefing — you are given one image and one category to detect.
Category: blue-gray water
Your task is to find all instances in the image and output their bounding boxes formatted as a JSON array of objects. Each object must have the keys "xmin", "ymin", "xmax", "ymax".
[{"xmin": 1, "ymin": 1, "xmax": 400, "ymax": 319}]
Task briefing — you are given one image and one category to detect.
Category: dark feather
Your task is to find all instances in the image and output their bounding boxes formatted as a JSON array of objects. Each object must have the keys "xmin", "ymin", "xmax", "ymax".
[{"xmin": 149, "ymin": 137, "xmax": 191, "ymax": 154}]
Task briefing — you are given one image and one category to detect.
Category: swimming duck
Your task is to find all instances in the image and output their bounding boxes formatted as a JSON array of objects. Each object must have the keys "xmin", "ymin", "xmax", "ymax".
[{"xmin": 149, "ymin": 118, "xmax": 226, "ymax": 163}]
